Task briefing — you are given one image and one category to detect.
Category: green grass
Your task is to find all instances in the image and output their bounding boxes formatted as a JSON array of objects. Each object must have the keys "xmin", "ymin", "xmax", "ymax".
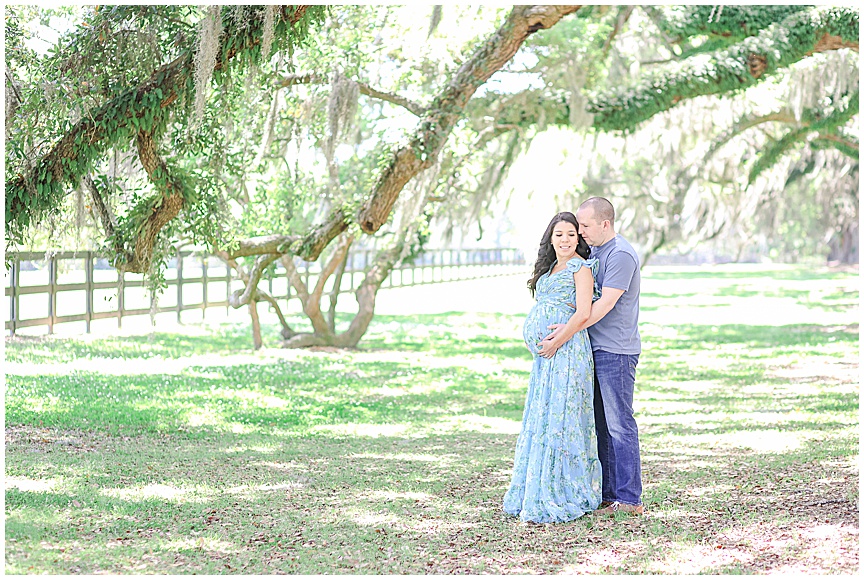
[{"xmin": 4, "ymin": 265, "xmax": 859, "ymax": 574}]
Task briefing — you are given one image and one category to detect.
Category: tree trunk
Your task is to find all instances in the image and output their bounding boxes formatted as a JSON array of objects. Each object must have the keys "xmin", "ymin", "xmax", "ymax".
[
  {"xmin": 828, "ymin": 223, "xmax": 859, "ymax": 265},
  {"xmin": 249, "ymin": 299, "xmax": 263, "ymax": 350},
  {"xmin": 281, "ymin": 244, "xmax": 402, "ymax": 349},
  {"xmin": 327, "ymin": 246, "xmax": 350, "ymax": 333}
]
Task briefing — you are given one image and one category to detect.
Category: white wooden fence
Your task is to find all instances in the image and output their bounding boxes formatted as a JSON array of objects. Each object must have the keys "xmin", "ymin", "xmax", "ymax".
[{"xmin": 5, "ymin": 248, "xmax": 525, "ymax": 335}]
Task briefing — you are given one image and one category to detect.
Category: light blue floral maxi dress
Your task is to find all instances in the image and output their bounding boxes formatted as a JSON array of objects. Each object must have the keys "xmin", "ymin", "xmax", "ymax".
[{"xmin": 503, "ymin": 257, "xmax": 602, "ymax": 523}]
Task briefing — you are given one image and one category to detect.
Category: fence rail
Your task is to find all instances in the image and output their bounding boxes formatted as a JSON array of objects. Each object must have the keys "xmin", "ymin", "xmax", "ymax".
[{"xmin": 5, "ymin": 248, "xmax": 525, "ymax": 336}]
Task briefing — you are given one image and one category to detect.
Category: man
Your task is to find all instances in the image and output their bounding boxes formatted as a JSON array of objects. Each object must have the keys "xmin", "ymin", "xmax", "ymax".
[{"xmin": 538, "ymin": 196, "xmax": 643, "ymax": 515}]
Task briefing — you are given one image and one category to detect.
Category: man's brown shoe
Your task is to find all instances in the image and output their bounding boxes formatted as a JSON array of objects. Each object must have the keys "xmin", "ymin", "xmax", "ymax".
[{"xmin": 593, "ymin": 501, "xmax": 644, "ymax": 516}]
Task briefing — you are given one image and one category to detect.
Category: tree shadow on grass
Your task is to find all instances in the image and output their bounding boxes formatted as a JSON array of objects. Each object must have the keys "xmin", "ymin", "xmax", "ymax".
[
  {"xmin": 649, "ymin": 323, "xmax": 857, "ymax": 350},
  {"xmin": 5, "ymin": 356, "xmax": 530, "ymax": 435},
  {"xmin": 5, "ymin": 426, "xmax": 858, "ymax": 574},
  {"xmin": 5, "ymin": 306, "xmax": 858, "ymax": 572},
  {"xmin": 3, "ymin": 325, "xmax": 268, "ymax": 363}
]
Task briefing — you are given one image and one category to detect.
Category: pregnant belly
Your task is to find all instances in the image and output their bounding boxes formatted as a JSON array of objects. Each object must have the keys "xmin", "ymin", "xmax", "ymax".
[{"xmin": 522, "ymin": 304, "xmax": 573, "ymax": 356}]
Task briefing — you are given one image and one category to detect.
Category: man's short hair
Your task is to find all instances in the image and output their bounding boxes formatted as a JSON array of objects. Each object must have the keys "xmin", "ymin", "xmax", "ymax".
[{"xmin": 579, "ymin": 197, "xmax": 615, "ymax": 225}]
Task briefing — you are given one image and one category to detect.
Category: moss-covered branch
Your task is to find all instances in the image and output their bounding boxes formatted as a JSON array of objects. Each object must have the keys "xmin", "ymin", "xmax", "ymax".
[
  {"xmin": 655, "ymin": 6, "xmax": 811, "ymax": 48},
  {"xmin": 589, "ymin": 6, "xmax": 859, "ymax": 133},
  {"xmin": 5, "ymin": 5, "xmax": 326, "ymax": 246},
  {"xmin": 748, "ymin": 90, "xmax": 859, "ymax": 182}
]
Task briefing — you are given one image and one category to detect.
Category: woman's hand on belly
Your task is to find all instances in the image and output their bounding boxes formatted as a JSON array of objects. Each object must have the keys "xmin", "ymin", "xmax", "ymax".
[
  {"xmin": 537, "ymin": 337, "xmax": 561, "ymax": 358},
  {"xmin": 537, "ymin": 323, "xmax": 570, "ymax": 358}
]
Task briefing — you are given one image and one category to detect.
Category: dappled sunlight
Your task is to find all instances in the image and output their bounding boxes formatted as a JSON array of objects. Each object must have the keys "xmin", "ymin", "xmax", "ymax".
[
  {"xmin": 220, "ymin": 443, "xmax": 283, "ymax": 454},
  {"xmin": 100, "ymin": 483, "xmax": 211, "ymax": 503},
  {"xmin": 638, "ymin": 400, "xmax": 703, "ymax": 415},
  {"xmin": 768, "ymin": 358, "xmax": 859, "ymax": 385},
  {"xmin": 312, "ymin": 423, "xmax": 411, "ymax": 437},
  {"xmin": 186, "ymin": 408, "xmax": 222, "ymax": 427},
  {"xmin": 422, "ymin": 354, "xmax": 531, "ymax": 376},
  {"xmin": 5, "ymin": 265, "xmax": 858, "ymax": 574},
  {"xmin": 224, "ymin": 482, "xmax": 304, "ymax": 498},
  {"xmin": 648, "ymin": 541, "xmax": 755, "ymax": 574},
  {"xmin": 368, "ymin": 385, "xmax": 414, "ymax": 397},
  {"xmin": 660, "ymin": 429, "xmax": 829, "ymax": 453},
  {"xmin": 644, "ymin": 379, "xmax": 723, "ymax": 394},
  {"xmin": 6, "ymin": 476, "xmax": 57, "ymax": 493},
  {"xmin": 18, "ymin": 394, "xmax": 66, "ymax": 414},
  {"xmin": 351, "ymin": 512, "xmax": 402, "ymax": 526},
  {"xmin": 686, "ymin": 484, "xmax": 734, "ymax": 497},
  {"xmin": 368, "ymin": 490, "xmax": 434, "ymax": 501},
  {"xmin": 434, "ymin": 414, "xmax": 522, "ymax": 435},
  {"xmin": 818, "ymin": 457, "xmax": 858, "ymax": 472},
  {"xmin": 254, "ymin": 460, "xmax": 307, "ymax": 474},
  {"xmin": 708, "ymin": 520, "xmax": 860, "ymax": 575},
  {"xmin": 351, "ymin": 452, "xmax": 454, "ymax": 464},
  {"xmin": 644, "ymin": 411, "xmax": 786, "ymax": 430},
  {"xmin": 5, "ymin": 350, "xmax": 310, "ymax": 378},
  {"xmin": 163, "ymin": 536, "xmax": 237, "ymax": 554},
  {"xmin": 798, "ymin": 522, "xmax": 859, "ymax": 541}
]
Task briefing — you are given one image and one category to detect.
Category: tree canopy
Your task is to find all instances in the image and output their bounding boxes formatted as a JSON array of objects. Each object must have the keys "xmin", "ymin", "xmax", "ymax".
[{"xmin": 5, "ymin": 4, "xmax": 859, "ymax": 347}]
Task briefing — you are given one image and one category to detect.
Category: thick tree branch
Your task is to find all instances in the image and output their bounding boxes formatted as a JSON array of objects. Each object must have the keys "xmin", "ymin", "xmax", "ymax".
[
  {"xmin": 336, "ymin": 244, "xmax": 402, "ymax": 346},
  {"xmin": 357, "ymin": 5, "xmax": 581, "ymax": 234},
  {"xmin": 212, "ymin": 6, "xmax": 581, "ymax": 281},
  {"xmin": 589, "ymin": 6, "xmax": 859, "ymax": 132},
  {"xmin": 81, "ymin": 174, "xmax": 119, "ymax": 247},
  {"xmin": 6, "ymin": 6, "xmax": 321, "ymax": 243},
  {"xmin": 648, "ymin": 6, "xmax": 810, "ymax": 46},
  {"xmin": 280, "ymin": 255, "xmax": 311, "ymax": 305},
  {"xmin": 227, "ymin": 234, "xmax": 301, "ymax": 258},
  {"xmin": 310, "ymin": 234, "xmax": 354, "ymax": 308},
  {"xmin": 704, "ymin": 112, "xmax": 800, "ymax": 161},
  {"xmin": 226, "ymin": 253, "xmax": 280, "ymax": 309},
  {"xmin": 127, "ymin": 130, "xmax": 186, "ymax": 272},
  {"xmin": 280, "ymin": 254, "xmax": 328, "ymax": 335},
  {"xmin": 292, "ymin": 207, "xmax": 350, "ymax": 261},
  {"xmin": 327, "ymin": 242, "xmax": 350, "ymax": 333},
  {"xmin": 256, "ymin": 289, "xmax": 296, "ymax": 339},
  {"xmin": 217, "ymin": 250, "xmax": 296, "ymax": 347}
]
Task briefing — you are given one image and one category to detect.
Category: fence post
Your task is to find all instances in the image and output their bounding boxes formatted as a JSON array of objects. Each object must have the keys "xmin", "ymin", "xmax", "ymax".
[
  {"xmin": 47, "ymin": 253, "xmax": 56, "ymax": 334},
  {"xmin": 85, "ymin": 252, "xmax": 93, "ymax": 334},
  {"xmin": 201, "ymin": 254, "xmax": 208, "ymax": 319},
  {"xmin": 9, "ymin": 254, "xmax": 19, "ymax": 336},
  {"xmin": 285, "ymin": 259, "xmax": 292, "ymax": 303},
  {"xmin": 176, "ymin": 250, "xmax": 183, "ymax": 324},
  {"xmin": 117, "ymin": 268, "xmax": 124, "ymax": 329}
]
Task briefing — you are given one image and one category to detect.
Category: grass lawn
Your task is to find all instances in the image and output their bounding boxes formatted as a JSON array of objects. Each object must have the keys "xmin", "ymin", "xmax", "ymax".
[{"xmin": 4, "ymin": 264, "xmax": 859, "ymax": 574}]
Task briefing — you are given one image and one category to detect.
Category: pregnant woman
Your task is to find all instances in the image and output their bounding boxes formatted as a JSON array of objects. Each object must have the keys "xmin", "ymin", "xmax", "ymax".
[{"xmin": 503, "ymin": 211, "xmax": 602, "ymax": 523}]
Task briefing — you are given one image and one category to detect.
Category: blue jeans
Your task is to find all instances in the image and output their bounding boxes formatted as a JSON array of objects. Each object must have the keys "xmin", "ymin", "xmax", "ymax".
[{"xmin": 593, "ymin": 350, "xmax": 642, "ymax": 506}]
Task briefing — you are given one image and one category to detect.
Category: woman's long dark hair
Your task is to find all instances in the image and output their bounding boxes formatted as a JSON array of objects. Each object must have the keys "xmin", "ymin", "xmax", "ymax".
[{"xmin": 527, "ymin": 212, "xmax": 590, "ymax": 297}]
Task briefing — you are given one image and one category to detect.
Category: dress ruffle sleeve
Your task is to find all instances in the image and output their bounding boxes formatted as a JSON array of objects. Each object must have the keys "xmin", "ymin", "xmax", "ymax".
[
  {"xmin": 565, "ymin": 257, "xmax": 597, "ymax": 273},
  {"xmin": 565, "ymin": 258, "xmax": 601, "ymax": 302}
]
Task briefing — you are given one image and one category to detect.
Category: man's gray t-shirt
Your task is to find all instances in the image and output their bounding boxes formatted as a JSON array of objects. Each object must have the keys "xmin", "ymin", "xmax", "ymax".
[{"xmin": 588, "ymin": 235, "xmax": 641, "ymax": 355}]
